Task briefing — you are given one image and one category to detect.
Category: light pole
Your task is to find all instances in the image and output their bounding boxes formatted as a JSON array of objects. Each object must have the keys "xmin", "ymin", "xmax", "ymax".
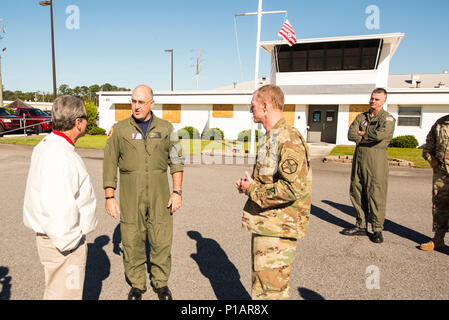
[
  {"xmin": 0, "ymin": 47, "xmax": 6, "ymax": 108},
  {"xmin": 39, "ymin": 0, "xmax": 57, "ymax": 100},
  {"xmin": 164, "ymin": 49, "xmax": 173, "ymax": 91}
]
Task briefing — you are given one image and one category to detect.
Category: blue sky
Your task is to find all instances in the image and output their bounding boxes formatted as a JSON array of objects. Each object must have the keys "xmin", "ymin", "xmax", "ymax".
[{"xmin": 1, "ymin": 0, "xmax": 448, "ymax": 93}]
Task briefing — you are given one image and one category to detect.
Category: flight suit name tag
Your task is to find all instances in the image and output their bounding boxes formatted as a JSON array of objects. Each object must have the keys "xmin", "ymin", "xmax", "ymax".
[
  {"xmin": 132, "ymin": 133, "xmax": 143, "ymax": 140},
  {"xmin": 148, "ymin": 132, "xmax": 162, "ymax": 138}
]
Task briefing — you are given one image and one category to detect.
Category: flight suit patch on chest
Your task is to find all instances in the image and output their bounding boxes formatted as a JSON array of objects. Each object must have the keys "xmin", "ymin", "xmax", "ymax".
[{"xmin": 148, "ymin": 132, "xmax": 162, "ymax": 138}]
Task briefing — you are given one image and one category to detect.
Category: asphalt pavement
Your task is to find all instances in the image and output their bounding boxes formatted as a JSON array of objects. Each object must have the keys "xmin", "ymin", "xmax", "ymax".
[{"xmin": 0, "ymin": 143, "xmax": 447, "ymax": 300}]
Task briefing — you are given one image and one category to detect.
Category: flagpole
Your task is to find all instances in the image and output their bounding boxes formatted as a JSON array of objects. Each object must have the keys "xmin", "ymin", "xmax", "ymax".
[{"xmin": 249, "ymin": 0, "xmax": 263, "ymax": 156}]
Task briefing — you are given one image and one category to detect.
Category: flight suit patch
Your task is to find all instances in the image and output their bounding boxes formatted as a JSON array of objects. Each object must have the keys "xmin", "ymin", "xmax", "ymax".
[
  {"xmin": 149, "ymin": 132, "xmax": 162, "ymax": 138},
  {"xmin": 132, "ymin": 133, "xmax": 143, "ymax": 140},
  {"xmin": 281, "ymin": 158, "xmax": 298, "ymax": 175}
]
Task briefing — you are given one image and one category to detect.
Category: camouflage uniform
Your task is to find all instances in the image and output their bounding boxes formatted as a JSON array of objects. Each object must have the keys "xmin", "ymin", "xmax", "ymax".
[
  {"xmin": 242, "ymin": 118, "xmax": 312, "ymax": 300},
  {"xmin": 421, "ymin": 115, "xmax": 449, "ymax": 247}
]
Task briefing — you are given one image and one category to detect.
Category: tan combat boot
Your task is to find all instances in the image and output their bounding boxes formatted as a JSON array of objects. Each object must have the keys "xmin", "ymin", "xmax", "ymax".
[{"xmin": 419, "ymin": 232, "xmax": 445, "ymax": 251}]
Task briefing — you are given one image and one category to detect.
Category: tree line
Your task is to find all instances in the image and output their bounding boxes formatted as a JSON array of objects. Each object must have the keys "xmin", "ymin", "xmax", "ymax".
[{"xmin": 3, "ymin": 83, "xmax": 130, "ymax": 105}]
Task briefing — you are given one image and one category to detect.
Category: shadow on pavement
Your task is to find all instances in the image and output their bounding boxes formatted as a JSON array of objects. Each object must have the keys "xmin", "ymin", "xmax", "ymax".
[
  {"xmin": 320, "ymin": 200, "xmax": 448, "ymax": 255},
  {"xmin": 0, "ymin": 266, "xmax": 11, "ymax": 300},
  {"xmin": 187, "ymin": 231, "xmax": 250, "ymax": 300},
  {"xmin": 83, "ymin": 235, "xmax": 111, "ymax": 300},
  {"xmin": 298, "ymin": 287, "xmax": 325, "ymax": 300}
]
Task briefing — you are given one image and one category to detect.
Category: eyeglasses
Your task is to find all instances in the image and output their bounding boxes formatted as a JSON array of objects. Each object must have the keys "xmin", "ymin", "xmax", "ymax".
[
  {"xmin": 79, "ymin": 114, "xmax": 89, "ymax": 121},
  {"xmin": 131, "ymin": 99, "xmax": 153, "ymax": 106}
]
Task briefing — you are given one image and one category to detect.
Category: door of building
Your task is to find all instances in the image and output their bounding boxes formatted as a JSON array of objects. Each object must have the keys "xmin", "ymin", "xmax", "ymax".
[{"xmin": 307, "ymin": 105, "xmax": 339, "ymax": 143}]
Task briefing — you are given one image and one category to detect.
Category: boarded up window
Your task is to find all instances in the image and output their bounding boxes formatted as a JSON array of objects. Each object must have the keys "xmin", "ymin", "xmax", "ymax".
[
  {"xmin": 115, "ymin": 104, "xmax": 132, "ymax": 122},
  {"xmin": 283, "ymin": 104, "xmax": 296, "ymax": 126},
  {"xmin": 349, "ymin": 105, "xmax": 370, "ymax": 126},
  {"xmin": 213, "ymin": 104, "xmax": 233, "ymax": 118},
  {"xmin": 163, "ymin": 104, "xmax": 181, "ymax": 123}
]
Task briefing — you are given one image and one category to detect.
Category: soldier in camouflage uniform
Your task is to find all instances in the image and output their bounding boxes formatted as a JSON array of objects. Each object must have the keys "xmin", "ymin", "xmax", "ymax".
[
  {"xmin": 420, "ymin": 115, "xmax": 449, "ymax": 251},
  {"xmin": 236, "ymin": 85, "xmax": 312, "ymax": 300}
]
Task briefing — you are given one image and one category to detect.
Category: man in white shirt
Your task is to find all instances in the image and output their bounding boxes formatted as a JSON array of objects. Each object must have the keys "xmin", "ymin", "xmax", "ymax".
[{"xmin": 23, "ymin": 95, "xmax": 97, "ymax": 300}]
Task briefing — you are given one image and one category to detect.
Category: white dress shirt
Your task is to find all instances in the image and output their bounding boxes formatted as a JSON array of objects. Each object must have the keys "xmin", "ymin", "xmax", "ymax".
[{"xmin": 23, "ymin": 132, "xmax": 97, "ymax": 252}]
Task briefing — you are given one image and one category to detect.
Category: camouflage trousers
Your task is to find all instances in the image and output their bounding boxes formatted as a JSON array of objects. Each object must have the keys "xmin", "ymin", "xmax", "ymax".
[
  {"xmin": 251, "ymin": 234, "xmax": 297, "ymax": 300},
  {"xmin": 432, "ymin": 169, "xmax": 449, "ymax": 234}
]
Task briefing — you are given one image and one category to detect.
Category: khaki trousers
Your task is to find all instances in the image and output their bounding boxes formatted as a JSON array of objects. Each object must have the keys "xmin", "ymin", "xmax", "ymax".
[{"xmin": 36, "ymin": 234, "xmax": 87, "ymax": 300}]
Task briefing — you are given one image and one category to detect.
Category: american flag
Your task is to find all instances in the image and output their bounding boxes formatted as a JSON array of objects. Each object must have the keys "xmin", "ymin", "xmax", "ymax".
[{"xmin": 278, "ymin": 19, "xmax": 296, "ymax": 46}]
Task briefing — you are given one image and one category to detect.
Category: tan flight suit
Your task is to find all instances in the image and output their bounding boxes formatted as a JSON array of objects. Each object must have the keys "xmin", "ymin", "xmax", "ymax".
[
  {"xmin": 348, "ymin": 109, "xmax": 395, "ymax": 232},
  {"xmin": 103, "ymin": 112, "xmax": 184, "ymax": 292}
]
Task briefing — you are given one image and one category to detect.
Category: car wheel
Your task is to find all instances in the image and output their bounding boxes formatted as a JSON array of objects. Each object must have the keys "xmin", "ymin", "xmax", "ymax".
[
  {"xmin": 0, "ymin": 126, "xmax": 4, "ymax": 138},
  {"xmin": 34, "ymin": 124, "xmax": 43, "ymax": 135}
]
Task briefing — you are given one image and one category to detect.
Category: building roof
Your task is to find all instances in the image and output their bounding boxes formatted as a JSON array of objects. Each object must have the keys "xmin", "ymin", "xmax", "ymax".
[
  {"xmin": 5, "ymin": 99, "xmax": 33, "ymax": 109},
  {"xmin": 388, "ymin": 73, "xmax": 449, "ymax": 89}
]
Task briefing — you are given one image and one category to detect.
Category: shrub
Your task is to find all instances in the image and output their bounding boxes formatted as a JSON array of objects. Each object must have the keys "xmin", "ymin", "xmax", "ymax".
[
  {"xmin": 88, "ymin": 126, "xmax": 106, "ymax": 135},
  {"xmin": 178, "ymin": 126, "xmax": 200, "ymax": 139},
  {"xmin": 201, "ymin": 128, "xmax": 224, "ymax": 141},
  {"xmin": 237, "ymin": 129, "xmax": 264, "ymax": 142},
  {"xmin": 84, "ymin": 101, "xmax": 98, "ymax": 132},
  {"xmin": 388, "ymin": 135, "xmax": 419, "ymax": 148}
]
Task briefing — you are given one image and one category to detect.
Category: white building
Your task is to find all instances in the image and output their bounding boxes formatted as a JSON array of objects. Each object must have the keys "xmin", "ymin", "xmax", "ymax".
[{"xmin": 97, "ymin": 33, "xmax": 449, "ymax": 146}]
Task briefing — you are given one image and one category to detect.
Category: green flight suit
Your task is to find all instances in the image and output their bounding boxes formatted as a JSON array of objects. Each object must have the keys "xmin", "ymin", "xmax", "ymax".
[
  {"xmin": 103, "ymin": 112, "xmax": 184, "ymax": 292},
  {"xmin": 348, "ymin": 109, "xmax": 395, "ymax": 232}
]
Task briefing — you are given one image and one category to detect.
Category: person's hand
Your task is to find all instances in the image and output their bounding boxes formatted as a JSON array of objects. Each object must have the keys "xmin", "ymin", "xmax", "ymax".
[
  {"xmin": 105, "ymin": 198, "xmax": 120, "ymax": 220},
  {"xmin": 167, "ymin": 193, "xmax": 182, "ymax": 213},
  {"xmin": 235, "ymin": 177, "xmax": 244, "ymax": 193},
  {"xmin": 429, "ymin": 158, "xmax": 439, "ymax": 169},
  {"xmin": 239, "ymin": 171, "xmax": 254, "ymax": 194}
]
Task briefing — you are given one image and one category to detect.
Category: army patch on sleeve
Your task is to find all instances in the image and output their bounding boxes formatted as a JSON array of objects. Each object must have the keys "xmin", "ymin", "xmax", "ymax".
[
  {"xmin": 281, "ymin": 158, "xmax": 298, "ymax": 174},
  {"xmin": 107, "ymin": 127, "xmax": 114, "ymax": 139},
  {"xmin": 386, "ymin": 116, "xmax": 394, "ymax": 121}
]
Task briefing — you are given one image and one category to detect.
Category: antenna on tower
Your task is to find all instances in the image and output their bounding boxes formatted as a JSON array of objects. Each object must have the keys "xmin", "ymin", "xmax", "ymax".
[{"xmin": 190, "ymin": 48, "xmax": 205, "ymax": 89}]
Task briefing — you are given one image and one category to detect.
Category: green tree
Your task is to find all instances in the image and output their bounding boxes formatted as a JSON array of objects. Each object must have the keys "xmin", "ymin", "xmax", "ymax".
[{"xmin": 84, "ymin": 101, "xmax": 98, "ymax": 132}]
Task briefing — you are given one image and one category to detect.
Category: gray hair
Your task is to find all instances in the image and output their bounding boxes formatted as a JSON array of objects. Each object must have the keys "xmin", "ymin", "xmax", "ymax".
[{"xmin": 52, "ymin": 95, "xmax": 86, "ymax": 131}]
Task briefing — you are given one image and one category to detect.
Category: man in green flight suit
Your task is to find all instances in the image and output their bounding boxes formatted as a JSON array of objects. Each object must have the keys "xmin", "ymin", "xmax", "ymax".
[
  {"xmin": 236, "ymin": 85, "xmax": 312, "ymax": 300},
  {"xmin": 342, "ymin": 88, "xmax": 395, "ymax": 244},
  {"xmin": 103, "ymin": 85, "xmax": 184, "ymax": 300}
]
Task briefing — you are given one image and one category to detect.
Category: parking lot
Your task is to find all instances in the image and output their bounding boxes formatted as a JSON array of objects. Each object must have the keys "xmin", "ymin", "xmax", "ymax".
[{"xmin": 0, "ymin": 143, "xmax": 447, "ymax": 300}]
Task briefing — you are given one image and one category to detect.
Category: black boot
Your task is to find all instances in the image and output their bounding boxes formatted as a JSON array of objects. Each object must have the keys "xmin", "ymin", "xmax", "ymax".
[
  {"xmin": 154, "ymin": 286, "xmax": 173, "ymax": 300},
  {"xmin": 128, "ymin": 287, "xmax": 144, "ymax": 300},
  {"xmin": 371, "ymin": 231, "xmax": 384, "ymax": 243},
  {"xmin": 340, "ymin": 226, "xmax": 367, "ymax": 236}
]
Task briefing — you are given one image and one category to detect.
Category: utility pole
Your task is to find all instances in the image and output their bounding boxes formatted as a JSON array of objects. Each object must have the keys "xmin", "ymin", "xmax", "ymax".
[
  {"xmin": 235, "ymin": 1, "xmax": 287, "ymax": 155},
  {"xmin": 164, "ymin": 49, "xmax": 174, "ymax": 91},
  {"xmin": 0, "ymin": 48, "xmax": 5, "ymax": 108}
]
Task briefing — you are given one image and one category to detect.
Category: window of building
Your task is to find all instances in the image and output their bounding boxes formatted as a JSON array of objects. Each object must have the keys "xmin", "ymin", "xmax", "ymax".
[
  {"xmin": 163, "ymin": 104, "xmax": 181, "ymax": 123},
  {"xmin": 397, "ymin": 106, "xmax": 422, "ymax": 127},
  {"xmin": 276, "ymin": 39, "xmax": 381, "ymax": 72},
  {"xmin": 212, "ymin": 104, "xmax": 233, "ymax": 118}
]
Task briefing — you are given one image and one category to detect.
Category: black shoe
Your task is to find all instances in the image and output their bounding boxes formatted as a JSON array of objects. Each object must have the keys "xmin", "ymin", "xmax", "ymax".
[
  {"xmin": 371, "ymin": 231, "xmax": 384, "ymax": 243},
  {"xmin": 340, "ymin": 226, "xmax": 367, "ymax": 236},
  {"xmin": 154, "ymin": 286, "xmax": 173, "ymax": 300},
  {"xmin": 128, "ymin": 287, "xmax": 143, "ymax": 300}
]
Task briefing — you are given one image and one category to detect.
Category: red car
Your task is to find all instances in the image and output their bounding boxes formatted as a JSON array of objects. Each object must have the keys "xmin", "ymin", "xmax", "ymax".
[
  {"xmin": 14, "ymin": 107, "xmax": 52, "ymax": 134},
  {"xmin": 0, "ymin": 107, "xmax": 22, "ymax": 137}
]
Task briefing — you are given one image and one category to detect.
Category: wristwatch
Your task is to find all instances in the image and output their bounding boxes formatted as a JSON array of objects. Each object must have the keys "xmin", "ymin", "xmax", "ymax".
[{"xmin": 172, "ymin": 190, "xmax": 182, "ymax": 196}]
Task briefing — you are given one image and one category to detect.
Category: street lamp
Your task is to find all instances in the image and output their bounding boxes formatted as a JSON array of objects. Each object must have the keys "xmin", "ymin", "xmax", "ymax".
[
  {"xmin": 0, "ymin": 47, "xmax": 6, "ymax": 108},
  {"xmin": 164, "ymin": 49, "xmax": 173, "ymax": 91},
  {"xmin": 39, "ymin": 0, "xmax": 57, "ymax": 99}
]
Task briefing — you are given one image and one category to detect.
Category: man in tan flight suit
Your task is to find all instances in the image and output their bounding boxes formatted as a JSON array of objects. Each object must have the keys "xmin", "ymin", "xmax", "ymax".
[{"xmin": 103, "ymin": 85, "xmax": 184, "ymax": 300}]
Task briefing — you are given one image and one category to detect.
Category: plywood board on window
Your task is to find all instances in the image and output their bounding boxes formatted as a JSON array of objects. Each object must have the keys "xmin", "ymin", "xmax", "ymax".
[
  {"xmin": 163, "ymin": 104, "xmax": 181, "ymax": 123},
  {"xmin": 213, "ymin": 104, "xmax": 233, "ymax": 118},
  {"xmin": 349, "ymin": 105, "xmax": 370, "ymax": 126},
  {"xmin": 283, "ymin": 104, "xmax": 296, "ymax": 126},
  {"xmin": 115, "ymin": 104, "xmax": 132, "ymax": 122}
]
